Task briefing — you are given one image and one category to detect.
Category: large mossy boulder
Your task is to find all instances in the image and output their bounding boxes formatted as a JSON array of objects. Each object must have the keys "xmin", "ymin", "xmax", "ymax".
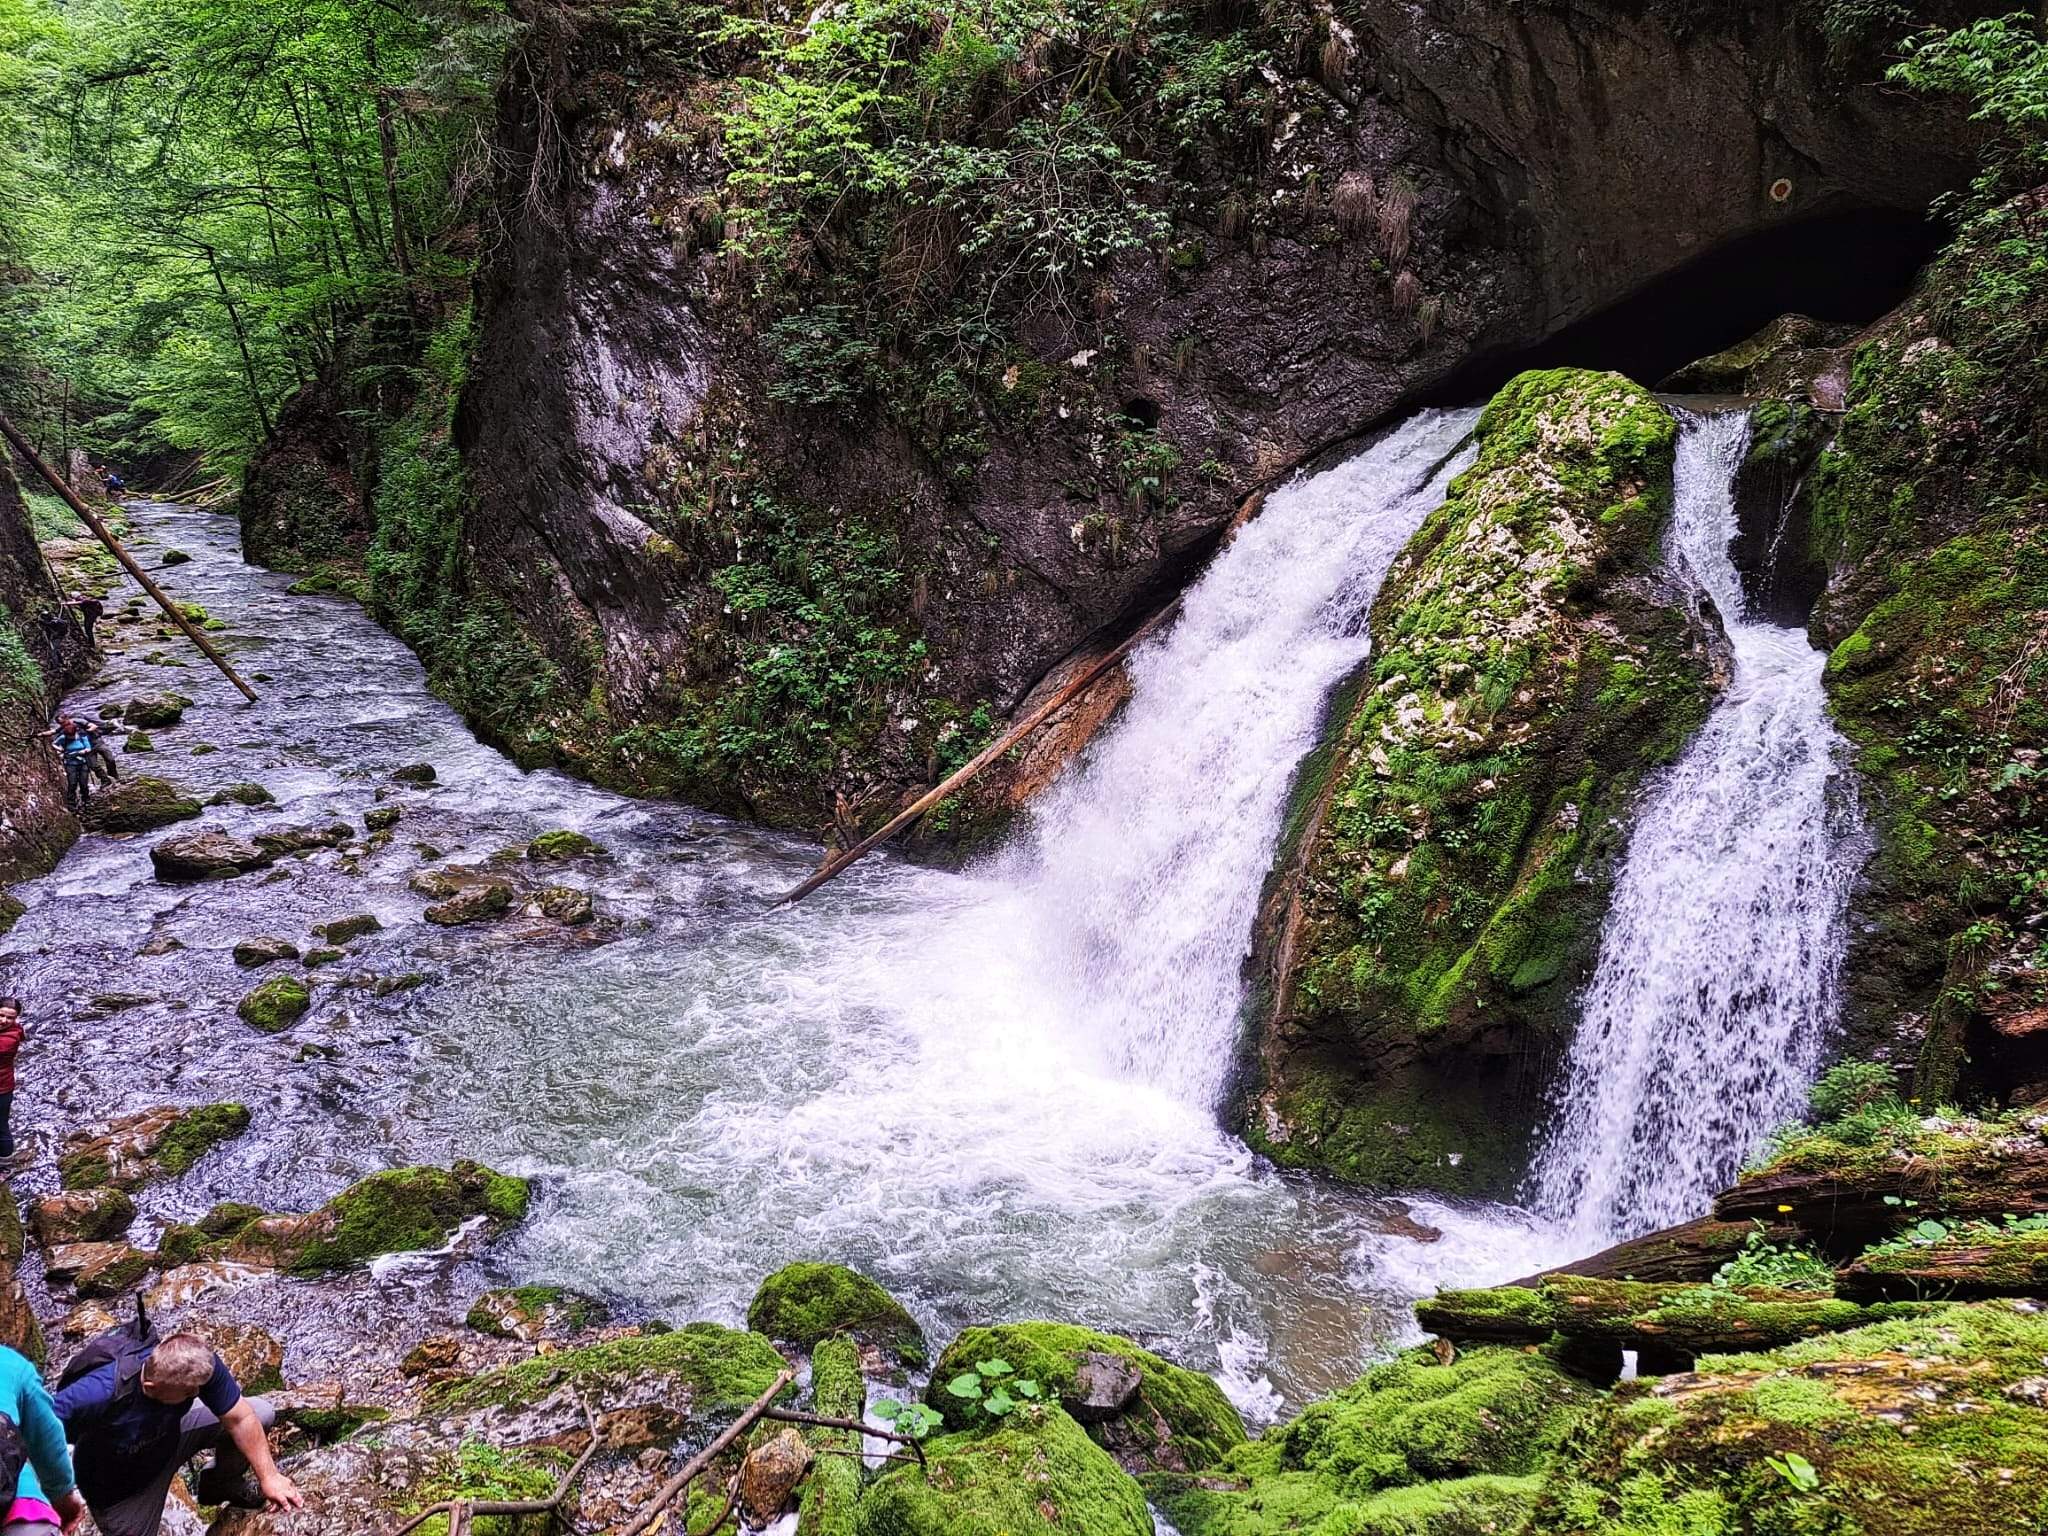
[
  {"xmin": 1148, "ymin": 1346, "xmax": 1595, "ymax": 1536},
  {"xmin": 58, "ymin": 1103, "xmax": 251, "ymax": 1189},
  {"xmin": 465, "ymin": 1284, "xmax": 610, "ymax": 1341},
  {"xmin": 1249, "ymin": 368, "xmax": 1723, "ymax": 1196},
  {"xmin": 857, "ymin": 1407, "xmax": 1151, "ymax": 1536},
  {"xmin": 81, "ymin": 776, "xmax": 201, "ymax": 834},
  {"xmin": 150, "ymin": 827, "xmax": 276, "ymax": 881},
  {"xmin": 122, "ymin": 693, "xmax": 191, "ymax": 729},
  {"xmin": 927, "ymin": 1322, "xmax": 1244, "ymax": 1475},
  {"xmin": 747, "ymin": 1262, "xmax": 926, "ymax": 1366},
  {"xmin": 221, "ymin": 1161, "xmax": 529, "ymax": 1275},
  {"xmin": 237, "ymin": 974, "xmax": 310, "ymax": 1032}
]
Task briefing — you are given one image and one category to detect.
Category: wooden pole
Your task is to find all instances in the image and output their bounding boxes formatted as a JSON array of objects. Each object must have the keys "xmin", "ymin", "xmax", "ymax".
[
  {"xmin": 777, "ymin": 598, "xmax": 1181, "ymax": 907},
  {"xmin": 0, "ymin": 410, "xmax": 259, "ymax": 703}
]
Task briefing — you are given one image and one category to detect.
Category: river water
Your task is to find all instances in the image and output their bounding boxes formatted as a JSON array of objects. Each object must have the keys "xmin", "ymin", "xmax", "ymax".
[{"xmin": 3, "ymin": 414, "xmax": 1549, "ymax": 1417}]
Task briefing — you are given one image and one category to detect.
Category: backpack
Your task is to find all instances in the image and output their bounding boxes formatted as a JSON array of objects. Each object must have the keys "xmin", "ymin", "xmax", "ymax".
[
  {"xmin": 57, "ymin": 1293, "xmax": 157, "ymax": 1405},
  {"xmin": 0, "ymin": 1413, "xmax": 25, "ymax": 1504}
]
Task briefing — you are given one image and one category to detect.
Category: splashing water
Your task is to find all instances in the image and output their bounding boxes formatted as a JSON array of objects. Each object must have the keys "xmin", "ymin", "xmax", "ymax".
[
  {"xmin": 4, "ymin": 410, "xmax": 1510, "ymax": 1416},
  {"xmin": 1525, "ymin": 407, "xmax": 1866, "ymax": 1250}
]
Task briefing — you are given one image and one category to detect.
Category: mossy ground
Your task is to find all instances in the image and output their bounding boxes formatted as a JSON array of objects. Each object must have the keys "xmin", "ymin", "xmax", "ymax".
[
  {"xmin": 747, "ymin": 1261, "xmax": 926, "ymax": 1365},
  {"xmin": 928, "ymin": 1321, "xmax": 1245, "ymax": 1473},
  {"xmin": 857, "ymin": 1407, "xmax": 1152, "ymax": 1536}
]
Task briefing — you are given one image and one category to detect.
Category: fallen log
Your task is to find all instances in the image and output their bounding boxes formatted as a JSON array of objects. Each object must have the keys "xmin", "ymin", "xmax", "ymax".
[
  {"xmin": 1834, "ymin": 1228, "xmax": 2048, "ymax": 1302},
  {"xmin": 1715, "ymin": 1145, "xmax": 2048, "ymax": 1244},
  {"xmin": 1514, "ymin": 1214, "xmax": 1797, "ymax": 1286},
  {"xmin": 1416, "ymin": 1276, "xmax": 1931, "ymax": 1363}
]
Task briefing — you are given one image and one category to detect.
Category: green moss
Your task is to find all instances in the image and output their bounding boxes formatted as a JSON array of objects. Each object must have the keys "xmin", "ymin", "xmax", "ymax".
[
  {"xmin": 406, "ymin": 1440, "xmax": 566, "ymax": 1536},
  {"xmin": 1244, "ymin": 1063, "xmax": 1525, "ymax": 1196},
  {"xmin": 155, "ymin": 1223, "xmax": 211, "ymax": 1267},
  {"xmin": 237, "ymin": 974, "xmax": 310, "ymax": 1032},
  {"xmin": 927, "ymin": 1321, "xmax": 1244, "ymax": 1473},
  {"xmin": 198, "ymin": 1200, "xmax": 266, "ymax": 1235},
  {"xmin": 208, "ymin": 782, "xmax": 274, "ymax": 806},
  {"xmin": 315, "ymin": 913, "xmax": 382, "ymax": 943},
  {"xmin": 286, "ymin": 1162, "xmax": 530, "ymax": 1275},
  {"xmin": 0, "ymin": 891, "xmax": 22, "ymax": 937},
  {"xmin": 0, "ymin": 1184, "xmax": 24, "ymax": 1266},
  {"xmin": 154, "ymin": 1102, "xmax": 252, "ymax": 1175},
  {"xmin": 84, "ymin": 776, "xmax": 202, "ymax": 833},
  {"xmin": 748, "ymin": 1262, "xmax": 926, "ymax": 1365},
  {"xmin": 525, "ymin": 829, "xmax": 603, "ymax": 861},
  {"xmin": 464, "ymin": 1285, "xmax": 611, "ymax": 1338},
  {"xmin": 436, "ymin": 1321, "xmax": 789, "ymax": 1420},
  {"xmin": 857, "ymin": 1407, "xmax": 1152, "ymax": 1536},
  {"xmin": 798, "ymin": 1336, "xmax": 865, "ymax": 1536}
]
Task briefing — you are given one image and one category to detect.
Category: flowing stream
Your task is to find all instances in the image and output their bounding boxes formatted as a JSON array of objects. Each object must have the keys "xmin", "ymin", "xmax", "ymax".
[
  {"xmin": 2, "ymin": 409, "xmax": 1534, "ymax": 1413},
  {"xmin": 1525, "ymin": 407, "xmax": 1865, "ymax": 1250}
]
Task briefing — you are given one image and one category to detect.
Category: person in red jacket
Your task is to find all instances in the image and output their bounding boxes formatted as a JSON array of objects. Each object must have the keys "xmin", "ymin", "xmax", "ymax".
[{"xmin": 0, "ymin": 998, "xmax": 21, "ymax": 1159}]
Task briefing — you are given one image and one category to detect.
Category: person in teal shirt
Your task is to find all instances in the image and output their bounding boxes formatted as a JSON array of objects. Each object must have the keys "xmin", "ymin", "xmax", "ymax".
[{"xmin": 0, "ymin": 1343, "xmax": 84, "ymax": 1532}]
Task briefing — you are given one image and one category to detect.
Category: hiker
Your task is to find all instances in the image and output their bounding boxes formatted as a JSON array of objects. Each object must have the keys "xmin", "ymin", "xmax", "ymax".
[
  {"xmin": 55, "ymin": 1323, "xmax": 302, "ymax": 1535},
  {"xmin": 34, "ymin": 610, "xmax": 66, "ymax": 675},
  {"xmin": 47, "ymin": 719, "xmax": 95, "ymax": 810},
  {"xmin": 71, "ymin": 717, "xmax": 122, "ymax": 786},
  {"xmin": 104, "ymin": 470, "xmax": 124, "ymax": 496},
  {"xmin": 0, "ymin": 999, "xmax": 20, "ymax": 1160},
  {"xmin": 0, "ymin": 1338, "xmax": 86, "ymax": 1534},
  {"xmin": 67, "ymin": 595, "xmax": 102, "ymax": 650}
]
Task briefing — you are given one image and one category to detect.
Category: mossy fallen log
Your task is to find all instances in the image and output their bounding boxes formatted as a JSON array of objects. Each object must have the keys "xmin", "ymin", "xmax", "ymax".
[
  {"xmin": 1515, "ymin": 1214, "xmax": 1794, "ymax": 1285},
  {"xmin": 1715, "ymin": 1145, "xmax": 2048, "ymax": 1243},
  {"xmin": 1416, "ymin": 1276, "xmax": 1929, "ymax": 1361},
  {"xmin": 1834, "ymin": 1228, "xmax": 2048, "ymax": 1302}
]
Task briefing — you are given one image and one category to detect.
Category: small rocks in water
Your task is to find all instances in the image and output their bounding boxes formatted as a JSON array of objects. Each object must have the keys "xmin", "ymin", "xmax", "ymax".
[
  {"xmin": 315, "ymin": 913, "xmax": 382, "ymax": 944},
  {"xmin": 151, "ymin": 828, "xmax": 276, "ymax": 882},
  {"xmin": 160, "ymin": 549, "xmax": 192, "ymax": 566},
  {"xmin": 238, "ymin": 975, "xmax": 311, "ymax": 1033},
  {"xmin": 408, "ymin": 869, "xmax": 459, "ymax": 900},
  {"xmin": 84, "ymin": 993, "xmax": 154, "ymax": 1016},
  {"xmin": 190, "ymin": 743, "xmax": 217, "ymax": 757},
  {"xmin": 400, "ymin": 1335, "xmax": 464, "ymax": 1377},
  {"xmin": 208, "ymin": 781, "xmax": 276, "ymax": 807},
  {"xmin": 739, "ymin": 1428, "xmax": 813, "ymax": 1526},
  {"xmin": 252, "ymin": 822, "xmax": 352, "ymax": 857},
  {"xmin": 425, "ymin": 882, "xmax": 515, "ymax": 926},
  {"xmin": 371, "ymin": 973, "xmax": 427, "ymax": 997},
  {"xmin": 527, "ymin": 829, "xmax": 605, "ymax": 862},
  {"xmin": 391, "ymin": 763, "xmax": 437, "ymax": 785},
  {"xmin": 122, "ymin": 732, "xmax": 154, "ymax": 753},
  {"xmin": 1066, "ymin": 1350, "xmax": 1145, "ymax": 1422},
  {"xmin": 234, "ymin": 936, "xmax": 300, "ymax": 968},
  {"xmin": 30, "ymin": 1189, "xmax": 136, "ymax": 1248},
  {"xmin": 199, "ymin": 1322, "xmax": 285, "ymax": 1392},
  {"xmin": 123, "ymin": 693, "xmax": 192, "ymax": 729},
  {"xmin": 135, "ymin": 935, "xmax": 184, "ymax": 957},
  {"xmin": 82, "ymin": 776, "xmax": 201, "ymax": 833},
  {"xmin": 536, "ymin": 886, "xmax": 595, "ymax": 926},
  {"xmin": 304, "ymin": 949, "xmax": 344, "ymax": 968},
  {"xmin": 363, "ymin": 805, "xmax": 402, "ymax": 832},
  {"xmin": 46, "ymin": 1241, "xmax": 152, "ymax": 1297}
]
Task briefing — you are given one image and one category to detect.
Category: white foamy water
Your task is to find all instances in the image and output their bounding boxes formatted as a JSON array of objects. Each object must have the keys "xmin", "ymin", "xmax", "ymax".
[
  {"xmin": 6, "ymin": 413, "xmax": 1516, "ymax": 1414},
  {"xmin": 1525, "ymin": 408, "xmax": 1865, "ymax": 1250}
]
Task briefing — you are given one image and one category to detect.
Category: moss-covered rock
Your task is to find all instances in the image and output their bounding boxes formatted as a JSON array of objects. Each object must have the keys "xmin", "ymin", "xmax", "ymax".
[
  {"xmin": 0, "ymin": 891, "xmax": 21, "ymax": 937},
  {"xmin": 123, "ymin": 693, "xmax": 192, "ymax": 729},
  {"xmin": 747, "ymin": 1262, "xmax": 926, "ymax": 1365},
  {"xmin": 80, "ymin": 776, "xmax": 201, "ymax": 833},
  {"xmin": 154, "ymin": 1103, "xmax": 252, "ymax": 1175},
  {"xmin": 526, "ymin": 829, "xmax": 604, "ymax": 861},
  {"xmin": 222, "ymin": 1160, "xmax": 529, "ymax": 1275},
  {"xmin": 424, "ymin": 881, "xmax": 513, "ymax": 925},
  {"xmin": 29, "ymin": 1188, "xmax": 136, "ymax": 1248},
  {"xmin": 1148, "ymin": 1346, "xmax": 1595, "ymax": 1536},
  {"xmin": 858, "ymin": 1407, "xmax": 1151, "ymax": 1536},
  {"xmin": 208, "ymin": 782, "xmax": 274, "ymax": 806},
  {"xmin": 314, "ymin": 912, "xmax": 381, "ymax": 943},
  {"xmin": 1250, "ymin": 368, "xmax": 1721, "ymax": 1196},
  {"xmin": 464, "ymin": 1284, "xmax": 610, "ymax": 1341},
  {"xmin": 363, "ymin": 805, "xmax": 402, "ymax": 832},
  {"xmin": 797, "ymin": 1336, "xmax": 864, "ymax": 1536},
  {"xmin": 237, "ymin": 974, "xmax": 310, "ymax": 1032},
  {"xmin": 57, "ymin": 1103, "xmax": 251, "ymax": 1190},
  {"xmin": 927, "ymin": 1321, "xmax": 1244, "ymax": 1474}
]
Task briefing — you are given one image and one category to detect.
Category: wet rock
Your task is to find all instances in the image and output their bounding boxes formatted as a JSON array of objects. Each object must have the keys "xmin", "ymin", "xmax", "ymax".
[
  {"xmin": 48, "ymin": 1241, "xmax": 153, "ymax": 1297},
  {"xmin": 151, "ymin": 828, "xmax": 277, "ymax": 881},
  {"xmin": 425, "ymin": 882, "xmax": 515, "ymax": 926},
  {"xmin": 220, "ymin": 1161, "xmax": 530, "ymax": 1275},
  {"xmin": 209, "ymin": 782, "xmax": 275, "ymax": 806},
  {"xmin": 123, "ymin": 731, "xmax": 154, "ymax": 752},
  {"xmin": 0, "ymin": 1267, "xmax": 40, "ymax": 1367},
  {"xmin": 29, "ymin": 1188, "xmax": 136, "ymax": 1247},
  {"xmin": 161, "ymin": 548, "xmax": 191, "ymax": 566},
  {"xmin": 252, "ymin": 822, "xmax": 353, "ymax": 857},
  {"xmin": 1067, "ymin": 1352, "xmax": 1144, "ymax": 1423},
  {"xmin": 198, "ymin": 1322, "xmax": 286, "ymax": 1391},
  {"xmin": 124, "ymin": 693, "xmax": 192, "ymax": 728},
  {"xmin": 84, "ymin": 992, "xmax": 154, "ymax": 1015},
  {"xmin": 363, "ymin": 805, "xmax": 402, "ymax": 832},
  {"xmin": 407, "ymin": 868, "xmax": 459, "ymax": 899},
  {"xmin": 200, "ymin": 1201, "xmax": 268, "ymax": 1235},
  {"xmin": 59, "ymin": 1102, "xmax": 251, "ymax": 1188},
  {"xmin": 391, "ymin": 763, "xmax": 437, "ymax": 785},
  {"xmin": 234, "ymin": 936, "xmax": 300, "ymax": 968},
  {"xmin": 190, "ymin": 744, "xmax": 217, "ymax": 757},
  {"xmin": 136, "ymin": 934, "xmax": 185, "ymax": 956},
  {"xmin": 81, "ymin": 776, "xmax": 202, "ymax": 833},
  {"xmin": 143, "ymin": 1261, "xmax": 270, "ymax": 1311},
  {"xmin": 371, "ymin": 972, "xmax": 427, "ymax": 996},
  {"xmin": 740, "ymin": 1427, "xmax": 812, "ymax": 1525},
  {"xmin": 862, "ymin": 1407, "xmax": 1152, "ymax": 1536},
  {"xmin": 465, "ymin": 1285, "xmax": 611, "ymax": 1342},
  {"xmin": 401, "ymin": 1335, "xmax": 464, "ymax": 1377},
  {"xmin": 315, "ymin": 913, "xmax": 382, "ymax": 943},
  {"xmin": 60, "ymin": 1301, "xmax": 119, "ymax": 1340},
  {"xmin": 238, "ymin": 975, "xmax": 311, "ymax": 1032},
  {"xmin": 303, "ymin": 948, "xmax": 343, "ymax": 967},
  {"xmin": 536, "ymin": 886, "xmax": 595, "ymax": 926},
  {"xmin": 527, "ymin": 829, "xmax": 605, "ymax": 862},
  {"xmin": 748, "ymin": 1262, "xmax": 927, "ymax": 1366}
]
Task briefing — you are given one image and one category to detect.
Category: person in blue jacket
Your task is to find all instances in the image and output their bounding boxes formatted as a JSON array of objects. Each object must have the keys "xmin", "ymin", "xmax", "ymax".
[{"xmin": 0, "ymin": 1342, "xmax": 86, "ymax": 1533}]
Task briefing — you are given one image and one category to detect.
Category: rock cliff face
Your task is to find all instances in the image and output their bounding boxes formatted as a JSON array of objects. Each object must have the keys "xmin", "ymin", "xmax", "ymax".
[
  {"xmin": 425, "ymin": 0, "xmax": 1979, "ymax": 834},
  {"xmin": 1244, "ymin": 369, "xmax": 1725, "ymax": 1196},
  {"xmin": 0, "ymin": 454, "xmax": 75, "ymax": 899}
]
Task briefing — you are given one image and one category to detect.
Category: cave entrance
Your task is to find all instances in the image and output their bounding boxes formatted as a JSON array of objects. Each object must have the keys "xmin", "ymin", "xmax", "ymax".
[{"xmin": 1436, "ymin": 208, "xmax": 1946, "ymax": 402}]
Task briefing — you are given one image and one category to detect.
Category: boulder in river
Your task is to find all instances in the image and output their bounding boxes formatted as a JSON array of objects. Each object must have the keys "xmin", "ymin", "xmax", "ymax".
[
  {"xmin": 465, "ymin": 1285, "xmax": 611, "ymax": 1342},
  {"xmin": 81, "ymin": 776, "xmax": 201, "ymax": 834},
  {"xmin": 59, "ymin": 1103, "xmax": 251, "ymax": 1190},
  {"xmin": 29, "ymin": 1188, "xmax": 136, "ymax": 1248},
  {"xmin": 122, "ymin": 731, "xmax": 153, "ymax": 753},
  {"xmin": 208, "ymin": 782, "xmax": 275, "ymax": 806},
  {"xmin": 314, "ymin": 912, "xmax": 382, "ymax": 944},
  {"xmin": 526, "ymin": 829, "xmax": 605, "ymax": 862},
  {"xmin": 233, "ymin": 936, "xmax": 299, "ymax": 968},
  {"xmin": 927, "ymin": 1321, "xmax": 1245, "ymax": 1476},
  {"xmin": 425, "ymin": 881, "xmax": 515, "ymax": 926},
  {"xmin": 150, "ymin": 828, "xmax": 276, "ymax": 881},
  {"xmin": 218, "ymin": 1161, "xmax": 530, "ymax": 1275},
  {"xmin": 391, "ymin": 763, "xmax": 437, "ymax": 785},
  {"xmin": 123, "ymin": 693, "xmax": 192, "ymax": 729},
  {"xmin": 535, "ymin": 886, "xmax": 595, "ymax": 926},
  {"xmin": 252, "ymin": 822, "xmax": 353, "ymax": 857},
  {"xmin": 748, "ymin": 1262, "xmax": 927, "ymax": 1367},
  {"xmin": 238, "ymin": 975, "xmax": 311, "ymax": 1032},
  {"xmin": 46, "ymin": 1241, "xmax": 153, "ymax": 1298},
  {"xmin": 160, "ymin": 549, "xmax": 191, "ymax": 566},
  {"xmin": 363, "ymin": 805, "xmax": 402, "ymax": 832}
]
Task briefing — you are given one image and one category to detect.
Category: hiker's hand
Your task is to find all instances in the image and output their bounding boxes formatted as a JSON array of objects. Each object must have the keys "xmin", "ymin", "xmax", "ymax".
[
  {"xmin": 260, "ymin": 1471, "xmax": 304, "ymax": 1514},
  {"xmin": 53, "ymin": 1488, "xmax": 85, "ymax": 1532}
]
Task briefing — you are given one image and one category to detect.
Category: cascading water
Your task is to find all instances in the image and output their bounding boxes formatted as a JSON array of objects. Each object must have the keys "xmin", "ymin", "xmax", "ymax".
[
  {"xmin": 1525, "ymin": 407, "xmax": 1865, "ymax": 1250},
  {"xmin": 1000, "ymin": 409, "xmax": 1481, "ymax": 1109}
]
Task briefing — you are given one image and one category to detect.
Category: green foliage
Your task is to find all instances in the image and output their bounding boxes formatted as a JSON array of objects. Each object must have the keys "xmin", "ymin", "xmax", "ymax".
[
  {"xmin": 872, "ymin": 1399, "xmax": 943, "ymax": 1439},
  {"xmin": 1806, "ymin": 1059, "xmax": 1899, "ymax": 1122},
  {"xmin": 945, "ymin": 1357, "xmax": 1045, "ymax": 1421},
  {"xmin": 1710, "ymin": 1229, "xmax": 1835, "ymax": 1294}
]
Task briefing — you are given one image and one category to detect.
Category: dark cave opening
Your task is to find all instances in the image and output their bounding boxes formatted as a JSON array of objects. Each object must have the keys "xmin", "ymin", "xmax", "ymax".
[{"xmin": 1430, "ymin": 208, "xmax": 1948, "ymax": 404}]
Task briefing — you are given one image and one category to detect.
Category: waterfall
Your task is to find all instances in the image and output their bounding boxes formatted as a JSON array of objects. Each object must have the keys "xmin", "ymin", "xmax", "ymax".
[
  {"xmin": 1001, "ymin": 409, "xmax": 1481, "ymax": 1110},
  {"xmin": 1525, "ymin": 407, "xmax": 1865, "ymax": 1250}
]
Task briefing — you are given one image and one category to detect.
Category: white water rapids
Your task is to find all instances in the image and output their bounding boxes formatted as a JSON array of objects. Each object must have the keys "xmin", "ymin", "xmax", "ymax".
[{"xmin": 1525, "ymin": 407, "xmax": 1865, "ymax": 1250}]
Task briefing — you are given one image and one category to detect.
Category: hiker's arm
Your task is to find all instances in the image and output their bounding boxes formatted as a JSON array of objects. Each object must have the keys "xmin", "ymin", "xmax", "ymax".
[
  {"xmin": 221, "ymin": 1399, "xmax": 301, "ymax": 1511},
  {"xmin": 18, "ymin": 1372, "xmax": 77, "ymax": 1499},
  {"xmin": 51, "ymin": 1364, "xmax": 114, "ymax": 1430}
]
